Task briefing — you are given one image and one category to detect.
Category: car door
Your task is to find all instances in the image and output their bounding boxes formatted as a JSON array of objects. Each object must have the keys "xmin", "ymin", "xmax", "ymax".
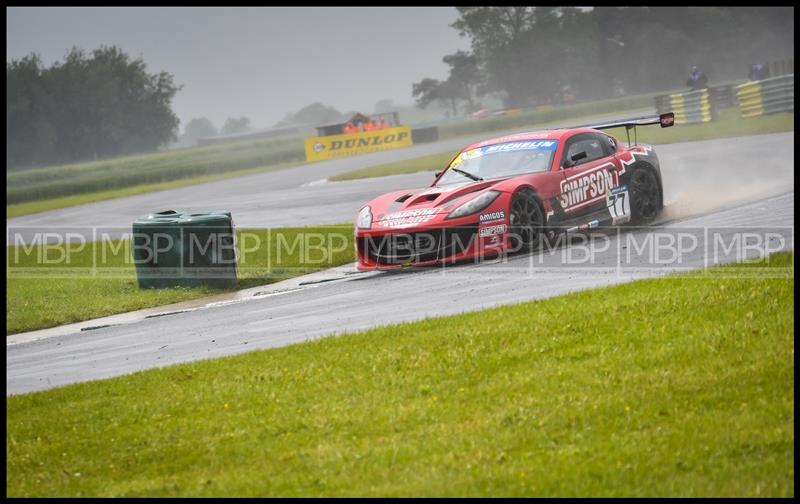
[{"xmin": 556, "ymin": 132, "xmax": 622, "ymax": 221}]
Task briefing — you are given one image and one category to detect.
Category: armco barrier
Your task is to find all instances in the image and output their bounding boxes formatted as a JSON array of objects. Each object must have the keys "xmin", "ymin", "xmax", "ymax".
[
  {"xmin": 736, "ymin": 74, "xmax": 794, "ymax": 118},
  {"xmin": 655, "ymin": 88, "xmax": 714, "ymax": 124}
]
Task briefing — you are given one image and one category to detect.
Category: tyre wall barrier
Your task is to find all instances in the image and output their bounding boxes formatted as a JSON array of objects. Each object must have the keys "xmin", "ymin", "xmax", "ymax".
[
  {"xmin": 654, "ymin": 88, "xmax": 715, "ymax": 124},
  {"xmin": 736, "ymin": 74, "xmax": 794, "ymax": 118}
]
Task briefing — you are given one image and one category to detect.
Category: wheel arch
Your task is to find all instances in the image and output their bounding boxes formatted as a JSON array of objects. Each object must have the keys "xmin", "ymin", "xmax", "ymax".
[
  {"xmin": 509, "ymin": 184, "xmax": 547, "ymax": 208},
  {"xmin": 623, "ymin": 160, "xmax": 664, "ymax": 209}
]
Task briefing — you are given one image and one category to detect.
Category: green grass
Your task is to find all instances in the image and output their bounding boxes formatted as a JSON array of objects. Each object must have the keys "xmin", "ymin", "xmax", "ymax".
[
  {"xmin": 330, "ymin": 151, "xmax": 456, "ymax": 182},
  {"xmin": 7, "ymin": 134, "xmax": 307, "ymax": 207},
  {"xmin": 6, "ymin": 160, "xmax": 306, "ymax": 219},
  {"xmin": 6, "ymin": 225, "xmax": 355, "ymax": 335},
  {"xmin": 6, "ymin": 252, "xmax": 793, "ymax": 497},
  {"xmin": 330, "ymin": 109, "xmax": 794, "ymax": 182}
]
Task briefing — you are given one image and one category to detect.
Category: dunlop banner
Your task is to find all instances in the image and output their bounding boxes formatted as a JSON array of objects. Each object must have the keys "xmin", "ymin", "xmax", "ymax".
[{"xmin": 304, "ymin": 126, "xmax": 413, "ymax": 162}]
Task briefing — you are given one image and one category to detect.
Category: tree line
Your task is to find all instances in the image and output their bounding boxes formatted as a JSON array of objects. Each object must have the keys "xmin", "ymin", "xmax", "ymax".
[
  {"xmin": 176, "ymin": 116, "xmax": 254, "ymax": 148},
  {"xmin": 413, "ymin": 7, "xmax": 794, "ymax": 114},
  {"xmin": 7, "ymin": 46, "xmax": 181, "ymax": 170}
]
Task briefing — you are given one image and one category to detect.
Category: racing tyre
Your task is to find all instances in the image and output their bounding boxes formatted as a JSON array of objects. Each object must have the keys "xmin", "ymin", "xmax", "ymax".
[
  {"xmin": 508, "ymin": 189, "xmax": 545, "ymax": 252},
  {"xmin": 628, "ymin": 167, "xmax": 660, "ymax": 224}
]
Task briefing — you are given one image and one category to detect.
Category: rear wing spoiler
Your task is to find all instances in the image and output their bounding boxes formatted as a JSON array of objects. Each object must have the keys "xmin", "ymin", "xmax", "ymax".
[
  {"xmin": 576, "ymin": 112, "xmax": 675, "ymax": 131},
  {"xmin": 568, "ymin": 112, "xmax": 675, "ymax": 146}
]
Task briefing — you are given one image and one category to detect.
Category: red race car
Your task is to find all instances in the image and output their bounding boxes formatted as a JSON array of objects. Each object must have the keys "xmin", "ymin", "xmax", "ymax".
[{"xmin": 354, "ymin": 113, "xmax": 675, "ymax": 271}]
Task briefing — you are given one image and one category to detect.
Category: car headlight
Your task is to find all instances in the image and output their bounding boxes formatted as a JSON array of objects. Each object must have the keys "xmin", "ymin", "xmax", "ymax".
[
  {"xmin": 357, "ymin": 205, "xmax": 373, "ymax": 229},
  {"xmin": 446, "ymin": 190, "xmax": 501, "ymax": 219}
]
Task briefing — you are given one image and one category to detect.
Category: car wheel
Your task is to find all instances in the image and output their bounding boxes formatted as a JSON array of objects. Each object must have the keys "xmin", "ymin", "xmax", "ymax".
[
  {"xmin": 629, "ymin": 167, "xmax": 660, "ymax": 224},
  {"xmin": 508, "ymin": 189, "xmax": 545, "ymax": 251}
]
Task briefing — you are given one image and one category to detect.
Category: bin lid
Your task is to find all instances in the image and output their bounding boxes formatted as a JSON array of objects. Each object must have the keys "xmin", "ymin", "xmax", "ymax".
[
  {"xmin": 133, "ymin": 210, "xmax": 184, "ymax": 226},
  {"xmin": 133, "ymin": 210, "xmax": 232, "ymax": 226}
]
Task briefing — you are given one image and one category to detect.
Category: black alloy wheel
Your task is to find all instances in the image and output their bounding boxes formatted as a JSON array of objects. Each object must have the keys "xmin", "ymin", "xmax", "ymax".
[
  {"xmin": 509, "ymin": 189, "xmax": 545, "ymax": 251},
  {"xmin": 629, "ymin": 168, "xmax": 660, "ymax": 224}
]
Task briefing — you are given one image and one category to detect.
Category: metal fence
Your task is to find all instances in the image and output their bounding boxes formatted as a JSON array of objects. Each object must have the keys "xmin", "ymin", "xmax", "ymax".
[
  {"xmin": 769, "ymin": 58, "xmax": 794, "ymax": 78},
  {"xmin": 736, "ymin": 74, "xmax": 794, "ymax": 118},
  {"xmin": 655, "ymin": 88, "xmax": 714, "ymax": 124}
]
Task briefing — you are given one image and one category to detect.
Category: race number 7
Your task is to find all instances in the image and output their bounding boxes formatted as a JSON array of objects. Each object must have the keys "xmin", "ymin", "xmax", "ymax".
[{"xmin": 607, "ymin": 185, "xmax": 630, "ymax": 223}]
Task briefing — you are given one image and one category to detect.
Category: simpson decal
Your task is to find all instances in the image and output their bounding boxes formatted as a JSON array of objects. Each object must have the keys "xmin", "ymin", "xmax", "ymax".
[
  {"xmin": 559, "ymin": 163, "xmax": 619, "ymax": 211},
  {"xmin": 479, "ymin": 224, "xmax": 507, "ymax": 237}
]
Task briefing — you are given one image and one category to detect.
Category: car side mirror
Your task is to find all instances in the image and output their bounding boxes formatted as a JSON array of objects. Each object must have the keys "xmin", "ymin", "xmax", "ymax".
[{"xmin": 434, "ymin": 171, "xmax": 442, "ymax": 178}]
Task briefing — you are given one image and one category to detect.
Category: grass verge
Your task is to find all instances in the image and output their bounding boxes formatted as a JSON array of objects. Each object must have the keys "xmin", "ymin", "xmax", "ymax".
[
  {"xmin": 7, "ymin": 135, "xmax": 307, "ymax": 210},
  {"xmin": 330, "ymin": 151, "xmax": 456, "ymax": 182},
  {"xmin": 6, "ymin": 225, "xmax": 355, "ymax": 335},
  {"xmin": 6, "ymin": 160, "xmax": 306, "ymax": 219},
  {"xmin": 329, "ymin": 109, "xmax": 794, "ymax": 182},
  {"xmin": 6, "ymin": 252, "xmax": 793, "ymax": 497}
]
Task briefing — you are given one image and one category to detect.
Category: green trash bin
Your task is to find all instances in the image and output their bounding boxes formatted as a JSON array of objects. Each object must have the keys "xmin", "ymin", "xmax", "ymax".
[{"xmin": 132, "ymin": 210, "xmax": 238, "ymax": 289}]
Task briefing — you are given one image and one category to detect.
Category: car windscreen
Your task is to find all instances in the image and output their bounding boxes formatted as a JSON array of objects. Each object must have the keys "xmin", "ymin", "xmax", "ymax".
[{"xmin": 436, "ymin": 139, "xmax": 558, "ymax": 186}]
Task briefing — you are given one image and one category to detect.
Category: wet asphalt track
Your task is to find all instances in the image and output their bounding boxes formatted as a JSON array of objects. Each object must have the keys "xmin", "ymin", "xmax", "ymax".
[{"xmin": 6, "ymin": 131, "xmax": 795, "ymax": 395}]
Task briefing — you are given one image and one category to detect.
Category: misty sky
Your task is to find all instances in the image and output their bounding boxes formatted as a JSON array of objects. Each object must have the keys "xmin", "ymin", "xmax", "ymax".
[{"xmin": 7, "ymin": 7, "xmax": 470, "ymax": 130}]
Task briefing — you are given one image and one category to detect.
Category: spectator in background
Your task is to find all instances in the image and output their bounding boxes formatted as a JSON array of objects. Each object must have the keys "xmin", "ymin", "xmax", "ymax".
[
  {"xmin": 377, "ymin": 116, "xmax": 390, "ymax": 129},
  {"xmin": 362, "ymin": 118, "xmax": 375, "ymax": 132},
  {"xmin": 686, "ymin": 66, "xmax": 709, "ymax": 90},
  {"xmin": 612, "ymin": 78, "xmax": 626, "ymax": 97},
  {"xmin": 343, "ymin": 122, "xmax": 358, "ymax": 134},
  {"xmin": 560, "ymin": 84, "xmax": 576, "ymax": 104},
  {"xmin": 749, "ymin": 63, "xmax": 770, "ymax": 81}
]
